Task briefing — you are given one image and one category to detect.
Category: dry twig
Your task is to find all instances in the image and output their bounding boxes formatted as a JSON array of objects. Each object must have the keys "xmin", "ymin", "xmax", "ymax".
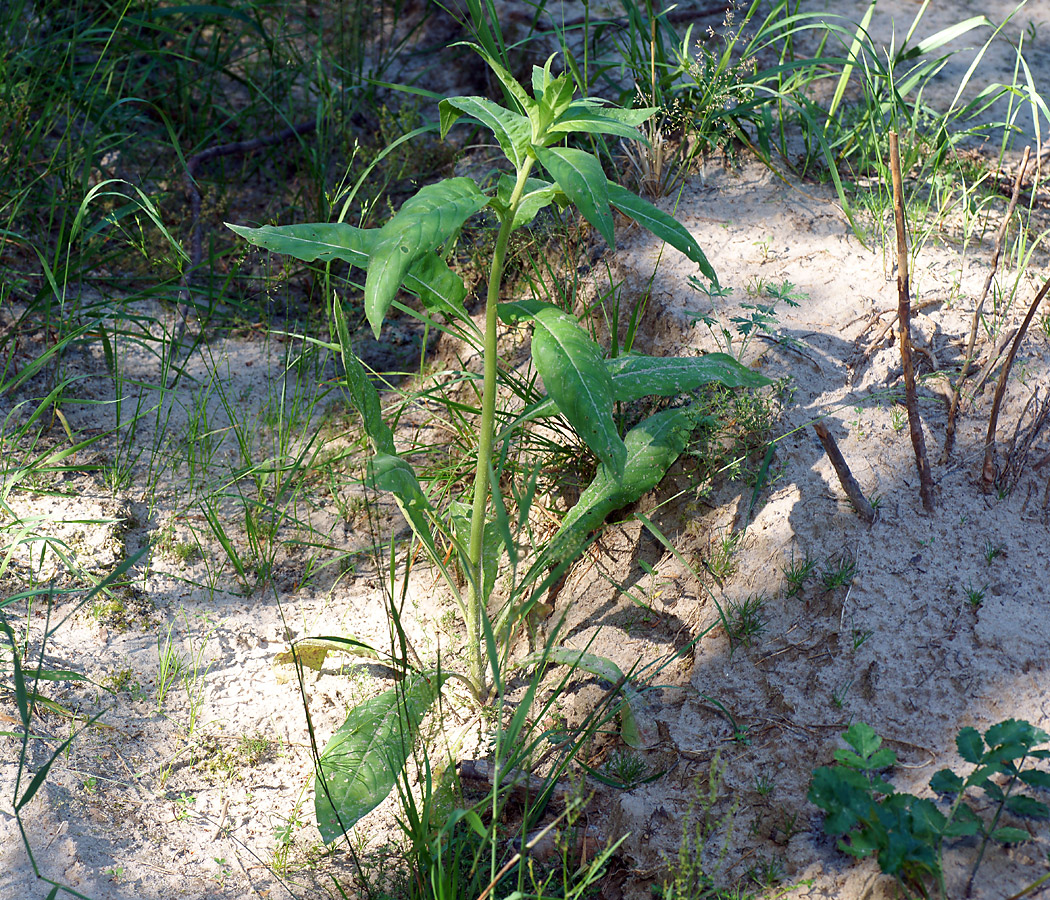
[{"xmin": 889, "ymin": 132, "xmax": 935, "ymax": 511}]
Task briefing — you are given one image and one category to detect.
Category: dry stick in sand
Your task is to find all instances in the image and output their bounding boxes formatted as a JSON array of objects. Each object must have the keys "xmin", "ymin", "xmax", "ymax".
[
  {"xmin": 812, "ymin": 422, "xmax": 876, "ymax": 523},
  {"xmin": 944, "ymin": 145, "xmax": 1031, "ymax": 461},
  {"xmin": 981, "ymin": 274, "xmax": 1050, "ymax": 490},
  {"xmin": 889, "ymin": 132, "xmax": 935, "ymax": 511}
]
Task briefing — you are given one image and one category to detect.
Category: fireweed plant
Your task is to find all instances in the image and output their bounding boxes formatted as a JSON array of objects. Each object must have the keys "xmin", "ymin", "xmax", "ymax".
[{"xmin": 232, "ymin": 47, "xmax": 771, "ymax": 840}]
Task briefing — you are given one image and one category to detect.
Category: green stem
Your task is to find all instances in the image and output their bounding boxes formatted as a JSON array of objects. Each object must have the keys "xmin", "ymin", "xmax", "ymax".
[{"xmin": 465, "ymin": 158, "xmax": 533, "ymax": 700}]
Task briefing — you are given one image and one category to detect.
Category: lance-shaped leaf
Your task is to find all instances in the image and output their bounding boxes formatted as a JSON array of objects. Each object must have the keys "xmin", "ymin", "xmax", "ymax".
[
  {"xmin": 440, "ymin": 96, "xmax": 531, "ymax": 170},
  {"xmin": 449, "ymin": 500, "xmax": 502, "ymax": 606},
  {"xmin": 467, "ymin": 42, "xmax": 535, "ymax": 117},
  {"xmin": 228, "ymin": 222, "xmax": 468, "ymax": 320},
  {"xmin": 333, "ymin": 303, "xmax": 395, "ymax": 455},
  {"xmin": 529, "ymin": 405, "xmax": 703, "ymax": 582},
  {"xmin": 370, "ymin": 452, "xmax": 442, "ymax": 568},
  {"xmin": 548, "ymin": 105, "xmax": 658, "ymax": 142},
  {"xmin": 521, "ymin": 648, "xmax": 657, "ymax": 748},
  {"xmin": 315, "ymin": 673, "xmax": 447, "ymax": 842},
  {"xmin": 605, "ymin": 352, "xmax": 773, "ymax": 401},
  {"xmin": 228, "ymin": 221, "xmax": 374, "ymax": 267},
  {"xmin": 365, "ymin": 177, "xmax": 488, "ymax": 337},
  {"xmin": 531, "ymin": 306, "xmax": 625, "ymax": 477},
  {"xmin": 535, "ymin": 146, "xmax": 615, "ymax": 247},
  {"xmin": 495, "ymin": 175, "xmax": 568, "ymax": 231},
  {"xmin": 607, "ymin": 182, "xmax": 717, "ymax": 284}
]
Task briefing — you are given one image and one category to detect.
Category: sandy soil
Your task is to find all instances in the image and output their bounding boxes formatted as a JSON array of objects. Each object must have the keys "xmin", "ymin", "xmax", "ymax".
[{"xmin": 4, "ymin": 3, "xmax": 1050, "ymax": 900}]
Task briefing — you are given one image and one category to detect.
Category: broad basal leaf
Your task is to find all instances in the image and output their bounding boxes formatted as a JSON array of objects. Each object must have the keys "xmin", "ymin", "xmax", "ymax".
[
  {"xmin": 529, "ymin": 405, "xmax": 703, "ymax": 583},
  {"xmin": 535, "ymin": 146, "xmax": 614, "ymax": 247},
  {"xmin": 274, "ymin": 636, "xmax": 379, "ymax": 671},
  {"xmin": 522, "ymin": 648, "xmax": 657, "ymax": 748},
  {"xmin": 366, "ymin": 177, "xmax": 487, "ymax": 337},
  {"xmin": 605, "ymin": 352, "xmax": 772, "ymax": 402},
  {"xmin": 531, "ymin": 306, "xmax": 625, "ymax": 477},
  {"xmin": 440, "ymin": 96, "xmax": 531, "ymax": 169},
  {"xmin": 315, "ymin": 673, "xmax": 446, "ymax": 842},
  {"xmin": 606, "ymin": 182, "xmax": 717, "ymax": 284}
]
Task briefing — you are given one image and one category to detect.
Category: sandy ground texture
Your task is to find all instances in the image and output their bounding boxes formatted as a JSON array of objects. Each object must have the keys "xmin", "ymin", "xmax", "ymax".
[{"xmin": 5, "ymin": 2, "xmax": 1050, "ymax": 900}]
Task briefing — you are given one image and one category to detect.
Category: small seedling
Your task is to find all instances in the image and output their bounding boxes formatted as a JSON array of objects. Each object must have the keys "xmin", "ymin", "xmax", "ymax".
[
  {"xmin": 851, "ymin": 627, "xmax": 874, "ymax": 651},
  {"xmin": 810, "ymin": 720, "xmax": 1050, "ymax": 900},
  {"xmin": 831, "ymin": 678, "xmax": 853, "ymax": 709},
  {"xmin": 891, "ymin": 406, "xmax": 907, "ymax": 433},
  {"xmin": 754, "ymin": 773, "xmax": 776, "ymax": 798},
  {"xmin": 965, "ymin": 582, "xmax": 986, "ymax": 609},
  {"xmin": 705, "ymin": 528, "xmax": 741, "ymax": 584},
  {"xmin": 821, "ymin": 554, "xmax": 856, "ymax": 592},
  {"xmin": 783, "ymin": 550, "xmax": 817, "ymax": 597},
  {"xmin": 726, "ymin": 594, "xmax": 766, "ymax": 650},
  {"xmin": 604, "ymin": 749, "xmax": 648, "ymax": 787},
  {"xmin": 983, "ymin": 541, "xmax": 1004, "ymax": 564}
]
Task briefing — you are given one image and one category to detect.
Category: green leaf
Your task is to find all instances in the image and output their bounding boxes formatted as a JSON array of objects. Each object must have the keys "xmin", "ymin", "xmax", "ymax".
[
  {"xmin": 843, "ymin": 723, "xmax": 886, "ymax": 762},
  {"xmin": 522, "ymin": 648, "xmax": 657, "ymax": 749},
  {"xmin": 1019, "ymin": 769, "xmax": 1050, "ymax": 789},
  {"xmin": 315, "ymin": 673, "xmax": 446, "ymax": 842},
  {"xmin": 405, "ymin": 252, "xmax": 469, "ymax": 323},
  {"xmin": 1006, "ymin": 795, "xmax": 1050, "ymax": 819},
  {"xmin": 229, "ymin": 222, "xmax": 466, "ymax": 317},
  {"xmin": 808, "ymin": 766, "xmax": 874, "ymax": 835},
  {"xmin": 370, "ymin": 452, "xmax": 441, "ymax": 564},
  {"xmin": 548, "ymin": 106, "xmax": 658, "ymax": 143},
  {"xmin": 333, "ymin": 315, "xmax": 395, "ymax": 456},
  {"xmin": 929, "ymin": 768, "xmax": 965, "ymax": 794},
  {"xmin": 535, "ymin": 146, "xmax": 614, "ymax": 247},
  {"xmin": 365, "ymin": 178, "xmax": 488, "ymax": 337},
  {"xmin": 606, "ymin": 182, "xmax": 717, "ymax": 284},
  {"xmin": 439, "ymin": 96, "xmax": 531, "ymax": 169},
  {"xmin": 228, "ymin": 221, "xmax": 375, "ymax": 267},
  {"xmin": 990, "ymin": 826, "xmax": 1032, "ymax": 844},
  {"xmin": 605, "ymin": 352, "xmax": 772, "ymax": 401},
  {"xmin": 495, "ymin": 175, "xmax": 567, "ymax": 230},
  {"xmin": 531, "ymin": 306, "xmax": 625, "ymax": 477},
  {"xmin": 957, "ymin": 726, "xmax": 985, "ymax": 763},
  {"xmin": 986, "ymin": 719, "xmax": 1049, "ymax": 752},
  {"xmin": 530, "ymin": 405, "xmax": 703, "ymax": 580},
  {"xmin": 468, "ymin": 43, "xmax": 535, "ymax": 116}
]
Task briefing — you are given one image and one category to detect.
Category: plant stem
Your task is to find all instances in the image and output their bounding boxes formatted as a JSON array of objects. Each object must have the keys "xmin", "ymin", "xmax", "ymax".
[{"xmin": 465, "ymin": 159, "xmax": 534, "ymax": 699}]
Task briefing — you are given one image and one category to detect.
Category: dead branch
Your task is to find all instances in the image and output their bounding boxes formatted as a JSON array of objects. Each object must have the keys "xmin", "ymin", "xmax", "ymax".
[
  {"xmin": 890, "ymin": 131, "xmax": 935, "ymax": 511},
  {"xmin": 812, "ymin": 422, "xmax": 876, "ymax": 523}
]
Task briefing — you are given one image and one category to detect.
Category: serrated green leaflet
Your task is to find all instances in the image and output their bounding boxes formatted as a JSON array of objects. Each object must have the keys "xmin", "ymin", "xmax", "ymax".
[
  {"xmin": 606, "ymin": 182, "xmax": 717, "ymax": 284},
  {"xmin": 440, "ymin": 96, "xmax": 531, "ymax": 169},
  {"xmin": 315, "ymin": 673, "xmax": 446, "ymax": 842},
  {"xmin": 535, "ymin": 146, "xmax": 614, "ymax": 247},
  {"xmin": 365, "ymin": 178, "xmax": 487, "ymax": 337},
  {"xmin": 531, "ymin": 306, "xmax": 624, "ymax": 477}
]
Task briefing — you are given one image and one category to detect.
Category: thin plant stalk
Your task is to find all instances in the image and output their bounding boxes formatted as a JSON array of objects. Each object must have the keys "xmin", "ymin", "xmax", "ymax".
[{"xmin": 466, "ymin": 159, "xmax": 534, "ymax": 698}]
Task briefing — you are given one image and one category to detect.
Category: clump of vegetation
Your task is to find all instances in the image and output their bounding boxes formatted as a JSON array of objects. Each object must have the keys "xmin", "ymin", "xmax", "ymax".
[{"xmin": 810, "ymin": 720, "xmax": 1050, "ymax": 899}]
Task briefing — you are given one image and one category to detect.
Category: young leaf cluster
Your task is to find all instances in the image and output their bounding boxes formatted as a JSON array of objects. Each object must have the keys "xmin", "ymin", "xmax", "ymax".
[{"xmin": 809, "ymin": 720, "xmax": 1050, "ymax": 899}]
